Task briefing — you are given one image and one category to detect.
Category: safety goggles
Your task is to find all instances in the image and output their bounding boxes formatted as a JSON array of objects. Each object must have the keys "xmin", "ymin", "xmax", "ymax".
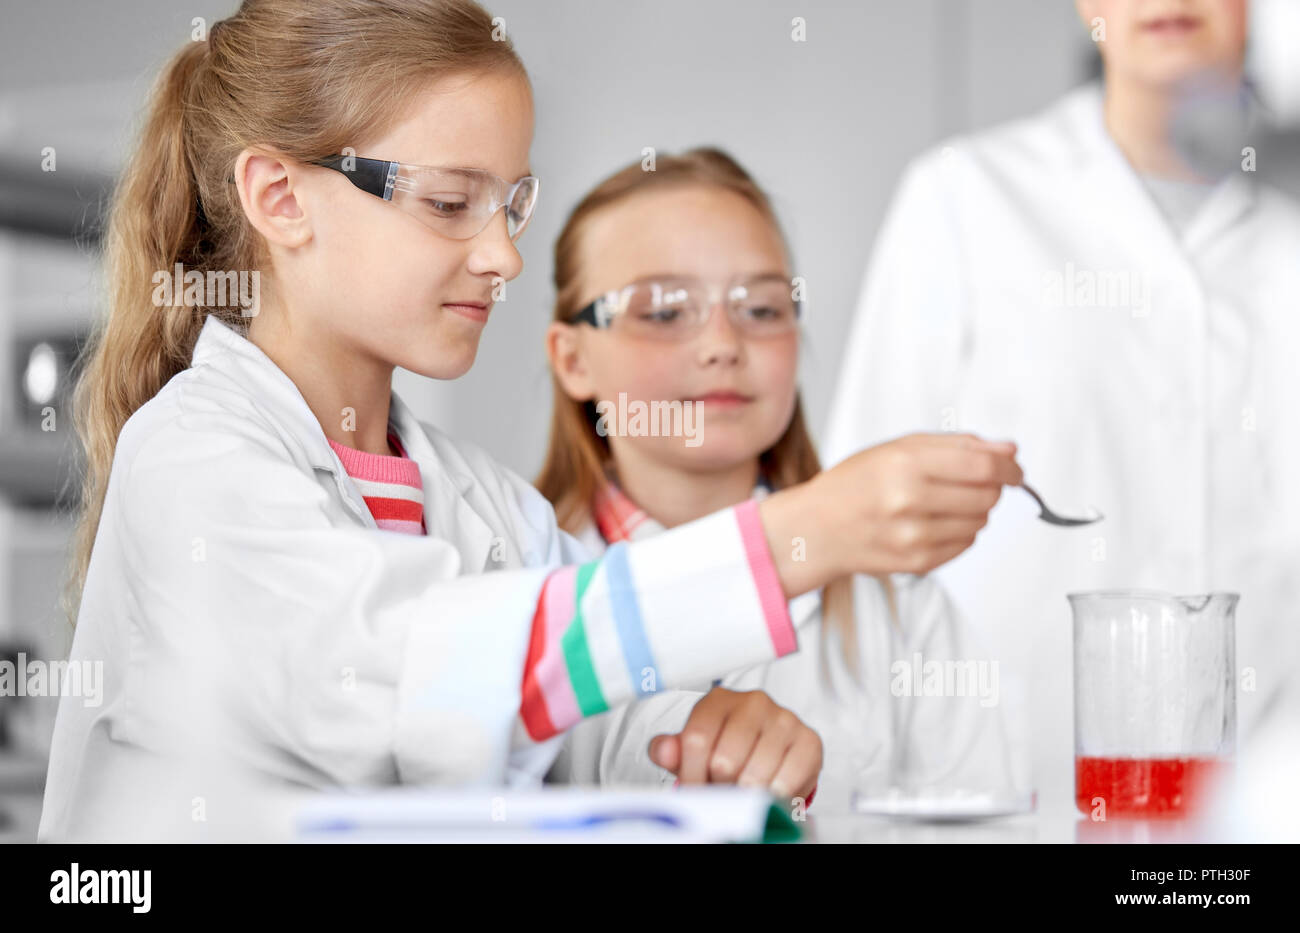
[
  {"xmin": 568, "ymin": 274, "xmax": 802, "ymax": 341},
  {"xmin": 315, "ymin": 154, "xmax": 540, "ymax": 241}
]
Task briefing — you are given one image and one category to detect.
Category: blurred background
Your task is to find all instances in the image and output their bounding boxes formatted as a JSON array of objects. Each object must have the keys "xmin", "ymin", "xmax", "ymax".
[{"xmin": 0, "ymin": 0, "xmax": 1296, "ymax": 842}]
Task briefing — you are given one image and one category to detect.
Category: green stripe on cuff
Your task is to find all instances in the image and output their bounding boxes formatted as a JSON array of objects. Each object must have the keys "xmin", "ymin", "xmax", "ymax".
[{"xmin": 561, "ymin": 560, "xmax": 608, "ymax": 717}]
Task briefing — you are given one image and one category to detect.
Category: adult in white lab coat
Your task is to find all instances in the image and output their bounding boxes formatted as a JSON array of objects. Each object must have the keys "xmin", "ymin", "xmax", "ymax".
[{"xmin": 823, "ymin": 0, "xmax": 1300, "ymax": 812}]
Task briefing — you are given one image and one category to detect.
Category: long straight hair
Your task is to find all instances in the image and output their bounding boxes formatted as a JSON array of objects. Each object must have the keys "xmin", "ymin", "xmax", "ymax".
[
  {"xmin": 535, "ymin": 148, "xmax": 894, "ymax": 675},
  {"xmin": 64, "ymin": 0, "xmax": 527, "ymax": 627}
]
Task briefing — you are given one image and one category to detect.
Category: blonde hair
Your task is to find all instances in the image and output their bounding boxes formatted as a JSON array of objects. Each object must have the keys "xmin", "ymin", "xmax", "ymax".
[
  {"xmin": 535, "ymin": 147, "xmax": 893, "ymax": 676},
  {"xmin": 63, "ymin": 0, "xmax": 527, "ymax": 627}
]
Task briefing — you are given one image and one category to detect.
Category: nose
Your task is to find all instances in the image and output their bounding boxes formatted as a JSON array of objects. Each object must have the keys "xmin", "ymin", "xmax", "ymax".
[
  {"xmin": 694, "ymin": 298, "xmax": 743, "ymax": 367},
  {"xmin": 465, "ymin": 208, "xmax": 524, "ymax": 284}
]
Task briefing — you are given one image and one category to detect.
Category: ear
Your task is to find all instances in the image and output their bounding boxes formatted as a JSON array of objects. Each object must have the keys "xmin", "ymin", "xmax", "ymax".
[
  {"xmin": 1075, "ymin": 0, "xmax": 1099, "ymax": 28},
  {"xmin": 233, "ymin": 149, "xmax": 312, "ymax": 249},
  {"xmin": 546, "ymin": 321, "xmax": 597, "ymax": 402}
]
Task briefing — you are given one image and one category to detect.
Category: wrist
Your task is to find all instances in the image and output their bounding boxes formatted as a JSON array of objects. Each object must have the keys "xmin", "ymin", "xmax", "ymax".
[{"xmin": 756, "ymin": 482, "xmax": 841, "ymax": 598}]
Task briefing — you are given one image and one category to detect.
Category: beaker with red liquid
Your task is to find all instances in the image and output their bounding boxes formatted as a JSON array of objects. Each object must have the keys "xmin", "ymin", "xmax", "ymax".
[{"xmin": 1069, "ymin": 591, "xmax": 1236, "ymax": 819}]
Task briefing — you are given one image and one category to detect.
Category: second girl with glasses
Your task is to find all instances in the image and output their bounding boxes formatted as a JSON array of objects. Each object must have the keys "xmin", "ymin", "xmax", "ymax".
[{"xmin": 540, "ymin": 148, "xmax": 1021, "ymax": 804}]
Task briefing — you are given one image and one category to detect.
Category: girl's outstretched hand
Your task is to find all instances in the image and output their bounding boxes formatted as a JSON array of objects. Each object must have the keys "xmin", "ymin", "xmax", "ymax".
[
  {"xmin": 647, "ymin": 687, "xmax": 821, "ymax": 803},
  {"xmin": 759, "ymin": 432, "xmax": 1023, "ymax": 597}
]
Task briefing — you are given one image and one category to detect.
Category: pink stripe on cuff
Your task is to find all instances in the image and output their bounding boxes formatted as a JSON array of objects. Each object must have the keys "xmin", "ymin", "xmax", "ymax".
[
  {"xmin": 733, "ymin": 499, "xmax": 797, "ymax": 657},
  {"xmin": 535, "ymin": 564, "xmax": 582, "ymax": 730}
]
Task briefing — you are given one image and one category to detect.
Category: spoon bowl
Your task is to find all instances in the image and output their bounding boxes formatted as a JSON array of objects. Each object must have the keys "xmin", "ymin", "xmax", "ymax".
[{"xmin": 1021, "ymin": 483, "xmax": 1103, "ymax": 527}]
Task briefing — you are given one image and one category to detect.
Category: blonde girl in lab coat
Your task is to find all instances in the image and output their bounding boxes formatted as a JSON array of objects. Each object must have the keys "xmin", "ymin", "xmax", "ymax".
[
  {"xmin": 537, "ymin": 148, "xmax": 1022, "ymax": 807},
  {"xmin": 42, "ymin": 0, "xmax": 1023, "ymax": 841},
  {"xmin": 823, "ymin": 0, "xmax": 1300, "ymax": 811}
]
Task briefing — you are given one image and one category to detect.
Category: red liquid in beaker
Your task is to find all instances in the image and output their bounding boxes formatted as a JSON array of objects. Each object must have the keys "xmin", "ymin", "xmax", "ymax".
[{"xmin": 1075, "ymin": 756, "xmax": 1225, "ymax": 818}]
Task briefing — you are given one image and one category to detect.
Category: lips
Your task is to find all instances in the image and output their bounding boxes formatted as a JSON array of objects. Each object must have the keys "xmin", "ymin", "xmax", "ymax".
[
  {"xmin": 688, "ymin": 391, "xmax": 755, "ymax": 408},
  {"xmin": 443, "ymin": 300, "xmax": 491, "ymax": 323},
  {"xmin": 1139, "ymin": 15, "xmax": 1202, "ymax": 33}
]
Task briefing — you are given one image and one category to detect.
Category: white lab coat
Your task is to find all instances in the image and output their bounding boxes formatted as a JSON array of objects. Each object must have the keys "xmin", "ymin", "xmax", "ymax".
[
  {"xmin": 39, "ymin": 315, "xmax": 805, "ymax": 841},
  {"xmin": 823, "ymin": 83, "xmax": 1300, "ymax": 812},
  {"xmin": 547, "ymin": 520, "xmax": 1018, "ymax": 809}
]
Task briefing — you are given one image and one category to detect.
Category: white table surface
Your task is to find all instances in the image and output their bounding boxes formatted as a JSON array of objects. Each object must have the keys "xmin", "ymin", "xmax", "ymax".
[{"xmin": 1, "ymin": 750, "xmax": 1219, "ymax": 844}]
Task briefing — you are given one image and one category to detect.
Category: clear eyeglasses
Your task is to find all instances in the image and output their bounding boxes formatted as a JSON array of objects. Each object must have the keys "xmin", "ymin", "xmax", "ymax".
[
  {"xmin": 569, "ymin": 275, "xmax": 802, "ymax": 341},
  {"xmin": 315, "ymin": 154, "xmax": 540, "ymax": 241}
]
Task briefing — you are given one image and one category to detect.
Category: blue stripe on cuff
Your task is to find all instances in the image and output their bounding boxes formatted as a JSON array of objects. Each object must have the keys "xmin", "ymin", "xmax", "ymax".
[{"xmin": 603, "ymin": 542, "xmax": 660, "ymax": 697}]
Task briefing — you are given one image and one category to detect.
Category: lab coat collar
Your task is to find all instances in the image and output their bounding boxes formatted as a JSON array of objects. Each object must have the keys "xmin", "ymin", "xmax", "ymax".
[
  {"xmin": 189, "ymin": 314, "xmax": 498, "ymax": 573},
  {"xmin": 1064, "ymin": 81, "xmax": 1257, "ymax": 252},
  {"xmin": 386, "ymin": 390, "xmax": 501, "ymax": 575},
  {"xmin": 1184, "ymin": 171, "xmax": 1255, "ymax": 252},
  {"xmin": 191, "ymin": 313, "xmax": 337, "ymax": 474}
]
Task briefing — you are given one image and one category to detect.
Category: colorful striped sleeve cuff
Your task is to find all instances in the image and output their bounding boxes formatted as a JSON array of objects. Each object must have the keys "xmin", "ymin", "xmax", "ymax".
[{"xmin": 519, "ymin": 498, "xmax": 796, "ymax": 741}]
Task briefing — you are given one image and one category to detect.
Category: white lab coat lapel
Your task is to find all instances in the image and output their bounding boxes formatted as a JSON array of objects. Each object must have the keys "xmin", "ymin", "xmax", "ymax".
[
  {"xmin": 1184, "ymin": 171, "xmax": 1255, "ymax": 251},
  {"xmin": 386, "ymin": 392, "xmax": 498, "ymax": 574},
  {"xmin": 1075, "ymin": 87, "xmax": 1198, "ymax": 278},
  {"xmin": 1074, "ymin": 82, "xmax": 1257, "ymax": 262}
]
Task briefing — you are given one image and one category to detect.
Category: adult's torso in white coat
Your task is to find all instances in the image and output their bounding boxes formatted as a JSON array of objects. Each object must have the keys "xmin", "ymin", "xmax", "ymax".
[{"xmin": 823, "ymin": 83, "xmax": 1300, "ymax": 812}]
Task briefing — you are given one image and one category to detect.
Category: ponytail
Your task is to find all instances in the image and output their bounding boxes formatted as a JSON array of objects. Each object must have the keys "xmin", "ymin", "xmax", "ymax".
[{"xmin": 62, "ymin": 39, "xmax": 219, "ymax": 628}]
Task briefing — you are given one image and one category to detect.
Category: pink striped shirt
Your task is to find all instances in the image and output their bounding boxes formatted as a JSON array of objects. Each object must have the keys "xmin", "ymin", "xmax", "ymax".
[{"xmin": 327, "ymin": 428, "xmax": 426, "ymax": 535}]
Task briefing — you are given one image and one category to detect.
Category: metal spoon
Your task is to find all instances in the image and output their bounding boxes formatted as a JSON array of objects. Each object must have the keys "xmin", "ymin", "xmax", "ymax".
[{"xmin": 1021, "ymin": 483, "xmax": 1103, "ymax": 527}]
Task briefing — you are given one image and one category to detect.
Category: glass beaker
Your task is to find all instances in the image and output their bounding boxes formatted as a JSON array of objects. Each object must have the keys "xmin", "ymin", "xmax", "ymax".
[{"xmin": 1069, "ymin": 590, "xmax": 1236, "ymax": 819}]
